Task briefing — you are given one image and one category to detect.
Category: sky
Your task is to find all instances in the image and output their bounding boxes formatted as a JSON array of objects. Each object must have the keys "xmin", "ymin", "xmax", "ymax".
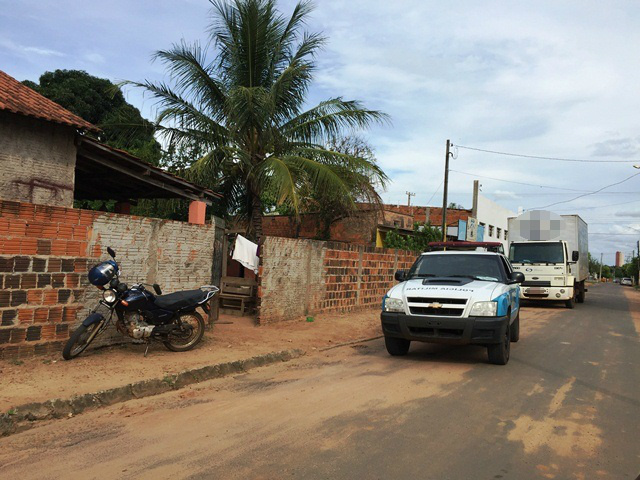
[{"xmin": 1, "ymin": 0, "xmax": 639, "ymax": 264}]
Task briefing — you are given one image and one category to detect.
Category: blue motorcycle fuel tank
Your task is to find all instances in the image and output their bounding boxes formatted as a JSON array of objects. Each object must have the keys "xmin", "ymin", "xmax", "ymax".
[{"xmin": 120, "ymin": 288, "xmax": 155, "ymax": 311}]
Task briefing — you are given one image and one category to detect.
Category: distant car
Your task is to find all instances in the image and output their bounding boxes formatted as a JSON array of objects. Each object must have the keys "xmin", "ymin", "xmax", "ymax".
[
  {"xmin": 621, "ymin": 277, "xmax": 633, "ymax": 286},
  {"xmin": 613, "ymin": 278, "xmax": 620, "ymax": 284}
]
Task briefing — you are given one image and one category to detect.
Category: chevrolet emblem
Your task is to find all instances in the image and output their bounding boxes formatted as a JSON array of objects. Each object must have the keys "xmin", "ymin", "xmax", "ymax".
[{"xmin": 429, "ymin": 302, "xmax": 443, "ymax": 309}]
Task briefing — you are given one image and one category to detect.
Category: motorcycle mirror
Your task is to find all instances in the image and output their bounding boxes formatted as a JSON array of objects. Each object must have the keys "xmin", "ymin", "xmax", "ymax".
[
  {"xmin": 107, "ymin": 246, "xmax": 116, "ymax": 258},
  {"xmin": 153, "ymin": 284, "xmax": 163, "ymax": 295}
]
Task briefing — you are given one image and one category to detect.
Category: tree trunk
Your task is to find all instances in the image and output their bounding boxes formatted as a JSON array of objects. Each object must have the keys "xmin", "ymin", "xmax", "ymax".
[{"xmin": 248, "ymin": 195, "xmax": 263, "ymax": 241}]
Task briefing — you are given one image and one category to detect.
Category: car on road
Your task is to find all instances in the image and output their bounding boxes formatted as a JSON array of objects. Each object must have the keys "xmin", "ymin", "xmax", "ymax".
[
  {"xmin": 620, "ymin": 277, "xmax": 633, "ymax": 286},
  {"xmin": 381, "ymin": 244, "xmax": 524, "ymax": 365}
]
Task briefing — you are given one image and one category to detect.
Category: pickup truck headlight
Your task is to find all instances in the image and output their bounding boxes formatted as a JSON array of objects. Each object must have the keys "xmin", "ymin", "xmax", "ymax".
[
  {"xmin": 383, "ymin": 297, "xmax": 405, "ymax": 313},
  {"xmin": 469, "ymin": 301, "xmax": 497, "ymax": 317}
]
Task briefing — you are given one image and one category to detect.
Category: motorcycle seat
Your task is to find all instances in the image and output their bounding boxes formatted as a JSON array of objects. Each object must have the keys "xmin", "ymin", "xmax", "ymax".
[{"xmin": 154, "ymin": 289, "xmax": 207, "ymax": 311}]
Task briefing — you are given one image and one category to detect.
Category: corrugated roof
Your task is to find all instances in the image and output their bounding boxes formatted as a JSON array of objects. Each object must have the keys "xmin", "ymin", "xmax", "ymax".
[{"xmin": 0, "ymin": 70, "xmax": 99, "ymax": 132}]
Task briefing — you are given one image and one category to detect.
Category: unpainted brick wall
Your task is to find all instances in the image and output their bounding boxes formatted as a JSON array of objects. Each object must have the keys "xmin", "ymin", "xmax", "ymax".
[
  {"xmin": 0, "ymin": 199, "xmax": 216, "ymax": 359},
  {"xmin": 257, "ymin": 236, "xmax": 418, "ymax": 324},
  {"xmin": 0, "ymin": 112, "xmax": 77, "ymax": 208}
]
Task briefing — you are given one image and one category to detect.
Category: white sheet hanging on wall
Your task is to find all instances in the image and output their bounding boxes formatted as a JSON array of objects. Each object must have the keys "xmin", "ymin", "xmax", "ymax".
[{"xmin": 232, "ymin": 235, "xmax": 259, "ymax": 273}]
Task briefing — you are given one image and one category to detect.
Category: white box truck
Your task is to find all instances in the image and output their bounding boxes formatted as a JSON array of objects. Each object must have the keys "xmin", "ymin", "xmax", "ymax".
[{"xmin": 507, "ymin": 211, "xmax": 588, "ymax": 308}]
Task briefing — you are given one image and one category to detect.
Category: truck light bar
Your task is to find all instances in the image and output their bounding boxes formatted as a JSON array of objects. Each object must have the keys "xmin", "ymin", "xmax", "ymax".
[{"xmin": 427, "ymin": 241, "xmax": 504, "ymax": 253}]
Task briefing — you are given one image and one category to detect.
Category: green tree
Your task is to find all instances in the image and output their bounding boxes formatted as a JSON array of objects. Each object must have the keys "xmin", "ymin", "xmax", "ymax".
[
  {"xmin": 383, "ymin": 222, "xmax": 441, "ymax": 251},
  {"xmin": 129, "ymin": 0, "xmax": 388, "ymax": 239},
  {"xmin": 263, "ymin": 136, "xmax": 386, "ymax": 239},
  {"xmin": 24, "ymin": 69, "xmax": 161, "ymax": 165}
]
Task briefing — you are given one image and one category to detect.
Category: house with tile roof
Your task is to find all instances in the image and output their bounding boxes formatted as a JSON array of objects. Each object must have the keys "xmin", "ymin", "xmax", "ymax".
[
  {"xmin": 0, "ymin": 69, "xmax": 219, "ymax": 214},
  {"xmin": 0, "ymin": 70, "xmax": 98, "ymax": 207}
]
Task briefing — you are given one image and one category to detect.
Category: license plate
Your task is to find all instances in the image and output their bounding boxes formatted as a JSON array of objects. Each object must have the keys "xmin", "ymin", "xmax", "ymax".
[{"xmin": 525, "ymin": 287, "xmax": 547, "ymax": 294}]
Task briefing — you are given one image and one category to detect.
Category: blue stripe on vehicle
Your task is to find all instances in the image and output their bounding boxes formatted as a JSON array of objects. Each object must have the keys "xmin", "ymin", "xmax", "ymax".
[
  {"xmin": 492, "ymin": 292, "xmax": 510, "ymax": 317},
  {"xmin": 382, "ymin": 293, "xmax": 388, "ymax": 310}
]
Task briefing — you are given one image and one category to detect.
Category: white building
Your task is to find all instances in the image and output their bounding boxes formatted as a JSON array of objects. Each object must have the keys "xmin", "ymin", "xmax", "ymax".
[{"xmin": 455, "ymin": 181, "xmax": 516, "ymax": 250}]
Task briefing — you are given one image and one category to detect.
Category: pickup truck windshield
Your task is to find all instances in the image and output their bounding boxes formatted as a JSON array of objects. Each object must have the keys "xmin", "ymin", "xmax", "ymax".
[
  {"xmin": 408, "ymin": 254, "xmax": 502, "ymax": 282},
  {"xmin": 509, "ymin": 242, "xmax": 564, "ymax": 264}
]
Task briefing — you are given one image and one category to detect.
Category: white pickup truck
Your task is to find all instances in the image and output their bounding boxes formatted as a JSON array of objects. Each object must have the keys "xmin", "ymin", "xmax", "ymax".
[{"xmin": 381, "ymin": 243, "xmax": 524, "ymax": 365}]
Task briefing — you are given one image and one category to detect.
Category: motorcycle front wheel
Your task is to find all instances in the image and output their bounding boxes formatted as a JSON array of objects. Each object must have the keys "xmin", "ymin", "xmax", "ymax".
[
  {"xmin": 163, "ymin": 312, "xmax": 205, "ymax": 352},
  {"xmin": 62, "ymin": 322, "xmax": 101, "ymax": 360}
]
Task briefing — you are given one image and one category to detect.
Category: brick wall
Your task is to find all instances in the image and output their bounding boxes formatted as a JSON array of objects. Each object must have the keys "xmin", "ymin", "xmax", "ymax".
[
  {"xmin": 0, "ymin": 199, "xmax": 216, "ymax": 359},
  {"xmin": 257, "ymin": 236, "xmax": 418, "ymax": 324},
  {"xmin": 0, "ymin": 112, "xmax": 77, "ymax": 208},
  {"xmin": 261, "ymin": 208, "xmax": 412, "ymax": 246},
  {"xmin": 383, "ymin": 204, "xmax": 471, "ymax": 226}
]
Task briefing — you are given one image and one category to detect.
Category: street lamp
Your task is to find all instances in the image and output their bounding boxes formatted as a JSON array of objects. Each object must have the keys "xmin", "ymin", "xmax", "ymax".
[{"xmin": 634, "ymin": 165, "xmax": 640, "ymax": 169}]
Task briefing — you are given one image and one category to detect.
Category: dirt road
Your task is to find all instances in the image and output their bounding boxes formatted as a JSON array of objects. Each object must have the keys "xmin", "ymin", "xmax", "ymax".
[{"xmin": 0, "ymin": 283, "xmax": 638, "ymax": 479}]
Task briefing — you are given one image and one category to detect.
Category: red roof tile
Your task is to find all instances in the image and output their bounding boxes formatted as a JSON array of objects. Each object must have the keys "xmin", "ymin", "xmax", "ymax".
[{"xmin": 0, "ymin": 70, "xmax": 99, "ymax": 132}]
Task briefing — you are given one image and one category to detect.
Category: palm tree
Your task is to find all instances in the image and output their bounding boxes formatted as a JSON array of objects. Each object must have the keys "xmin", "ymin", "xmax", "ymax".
[{"xmin": 131, "ymin": 0, "xmax": 388, "ymax": 239}]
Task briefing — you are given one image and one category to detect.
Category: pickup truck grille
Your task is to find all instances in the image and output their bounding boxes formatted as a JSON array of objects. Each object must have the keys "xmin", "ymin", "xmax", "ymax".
[
  {"xmin": 408, "ymin": 306, "xmax": 464, "ymax": 317},
  {"xmin": 406, "ymin": 297, "xmax": 467, "ymax": 305},
  {"xmin": 409, "ymin": 326, "xmax": 464, "ymax": 338},
  {"xmin": 407, "ymin": 297, "xmax": 467, "ymax": 317}
]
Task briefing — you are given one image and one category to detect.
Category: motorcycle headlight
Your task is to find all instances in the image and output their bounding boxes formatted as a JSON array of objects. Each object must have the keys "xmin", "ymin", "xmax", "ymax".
[
  {"xmin": 383, "ymin": 297, "xmax": 405, "ymax": 313},
  {"xmin": 469, "ymin": 301, "xmax": 497, "ymax": 317},
  {"xmin": 103, "ymin": 289, "xmax": 117, "ymax": 304}
]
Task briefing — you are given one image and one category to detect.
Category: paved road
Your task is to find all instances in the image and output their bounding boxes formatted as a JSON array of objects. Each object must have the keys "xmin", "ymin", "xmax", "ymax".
[{"xmin": 1, "ymin": 284, "xmax": 638, "ymax": 479}]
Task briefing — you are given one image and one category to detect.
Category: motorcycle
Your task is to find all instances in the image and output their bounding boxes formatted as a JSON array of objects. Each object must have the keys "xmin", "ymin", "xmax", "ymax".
[{"xmin": 62, "ymin": 247, "xmax": 218, "ymax": 360}]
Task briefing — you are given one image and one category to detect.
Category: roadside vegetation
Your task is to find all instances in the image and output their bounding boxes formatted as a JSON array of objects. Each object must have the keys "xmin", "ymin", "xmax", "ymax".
[
  {"xmin": 383, "ymin": 223, "xmax": 441, "ymax": 251},
  {"xmin": 589, "ymin": 252, "xmax": 639, "ymax": 281}
]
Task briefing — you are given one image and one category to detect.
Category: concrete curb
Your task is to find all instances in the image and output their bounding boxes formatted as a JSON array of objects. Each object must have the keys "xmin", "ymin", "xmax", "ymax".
[{"xmin": 1, "ymin": 349, "xmax": 305, "ymax": 437}]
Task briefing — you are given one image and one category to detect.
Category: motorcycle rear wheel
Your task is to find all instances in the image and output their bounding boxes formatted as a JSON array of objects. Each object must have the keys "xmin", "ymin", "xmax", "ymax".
[
  {"xmin": 163, "ymin": 312, "xmax": 205, "ymax": 352},
  {"xmin": 62, "ymin": 323, "xmax": 100, "ymax": 360}
]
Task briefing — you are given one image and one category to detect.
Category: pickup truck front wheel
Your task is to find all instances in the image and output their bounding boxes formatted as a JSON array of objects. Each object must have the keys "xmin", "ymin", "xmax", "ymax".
[
  {"xmin": 487, "ymin": 322, "xmax": 510, "ymax": 365},
  {"xmin": 385, "ymin": 336, "xmax": 410, "ymax": 356},
  {"xmin": 510, "ymin": 311, "xmax": 520, "ymax": 343}
]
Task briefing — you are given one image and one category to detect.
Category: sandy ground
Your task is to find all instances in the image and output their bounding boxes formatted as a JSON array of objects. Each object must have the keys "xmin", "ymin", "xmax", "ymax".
[
  {"xmin": 621, "ymin": 285, "xmax": 640, "ymax": 334},
  {"xmin": 0, "ymin": 310, "xmax": 380, "ymax": 410},
  {"xmin": 0, "ymin": 282, "xmax": 637, "ymax": 479}
]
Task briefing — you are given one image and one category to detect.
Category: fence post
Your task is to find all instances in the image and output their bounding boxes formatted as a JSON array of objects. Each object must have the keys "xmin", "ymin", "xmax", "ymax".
[
  {"xmin": 209, "ymin": 216, "xmax": 226, "ymax": 324},
  {"xmin": 356, "ymin": 246, "xmax": 364, "ymax": 307}
]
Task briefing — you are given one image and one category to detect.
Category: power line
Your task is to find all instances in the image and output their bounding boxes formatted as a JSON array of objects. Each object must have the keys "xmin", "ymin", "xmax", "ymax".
[
  {"xmin": 426, "ymin": 180, "xmax": 443, "ymax": 205},
  {"xmin": 533, "ymin": 171, "xmax": 640, "ymax": 210},
  {"xmin": 555, "ymin": 199, "xmax": 640, "ymax": 211},
  {"xmin": 589, "ymin": 233, "xmax": 640, "ymax": 236},
  {"xmin": 455, "ymin": 144, "xmax": 640, "ymax": 164},
  {"xmin": 450, "ymin": 169, "xmax": 589, "ymax": 192}
]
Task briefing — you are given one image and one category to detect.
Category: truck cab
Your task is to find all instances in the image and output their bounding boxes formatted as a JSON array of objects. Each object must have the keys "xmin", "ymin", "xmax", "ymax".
[
  {"xmin": 381, "ymin": 245, "xmax": 524, "ymax": 365},
  {"xmin": 509, "ymin": 240, "xmax": 583, "ymax": 307}
]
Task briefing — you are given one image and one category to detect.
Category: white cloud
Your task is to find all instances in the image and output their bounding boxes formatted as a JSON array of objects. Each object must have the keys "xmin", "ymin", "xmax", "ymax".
[
  {"xmin": 84, "ymin": 53, "xmax": 106, "ymax": 64},
  {"xmin": 0, "ymin": 38, "xmax": 65, "ymax": 57}
]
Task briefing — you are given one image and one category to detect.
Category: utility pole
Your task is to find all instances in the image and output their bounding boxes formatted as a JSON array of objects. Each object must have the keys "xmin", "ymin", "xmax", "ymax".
[
  {"xmin": 637, "ymin": 240, "xmax": 639, "ymax": 285},
  {"xmin": 406, "ymin": 191, "xmax": 415, "ymax": 207},
  {"xmin": 441, "ymin": 139, "xmax": 451, "ymax": 241},
  {"xmin": 471, "ymin": 180, "xmax": 480, "ymax": 219},
  {"xmin": 599, "ymin": 252, "xmax": 603, "ymax": 280}
]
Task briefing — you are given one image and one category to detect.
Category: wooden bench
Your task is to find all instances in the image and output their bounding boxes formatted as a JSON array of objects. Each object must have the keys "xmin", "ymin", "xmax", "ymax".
[{"xmin": 219, "ymin": 276, "xmax": 257, "ymax": 316}]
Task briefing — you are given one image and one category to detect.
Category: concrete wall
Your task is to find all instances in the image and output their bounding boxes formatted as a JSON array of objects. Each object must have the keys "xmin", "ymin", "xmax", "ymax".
[
  {"xmin": 0, "ymin": 199, "xmax": 217, "ymax": 359},
  {"xmin": 257, "ymin": 236, "xmax": 418, "ymax": 324},
  {"xmin": 476, "ymin": 194, "xmax": 516, "ymax": 248},
  {"xmin": 0, "ymin": 112, "xmax": 77, "ymax": 208}
]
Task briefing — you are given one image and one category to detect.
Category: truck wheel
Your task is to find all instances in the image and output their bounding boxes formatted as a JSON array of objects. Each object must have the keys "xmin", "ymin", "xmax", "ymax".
[
  {"xmin": 384, "ymin": 336, "xmax": 410, "ymax": 356},
  {"xmin": 488, "ymin": 322, "xmax": 510, "ymax": 365},
  {"xmin": 576, "ymin": 283, "xmax": 585, "ymax": 303},
  {"xmin": 565, "ymin": 294, "xmax": 575, "ymax": 309},
  {"xmin": 510, "ymin": 311, "xmax": 520, "ymax": 343}
]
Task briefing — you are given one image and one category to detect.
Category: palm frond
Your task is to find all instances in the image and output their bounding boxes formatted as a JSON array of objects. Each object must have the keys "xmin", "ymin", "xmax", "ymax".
[{"xmin": 282, "ymin": 98, "xmax": 390, "ymax": 143}]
